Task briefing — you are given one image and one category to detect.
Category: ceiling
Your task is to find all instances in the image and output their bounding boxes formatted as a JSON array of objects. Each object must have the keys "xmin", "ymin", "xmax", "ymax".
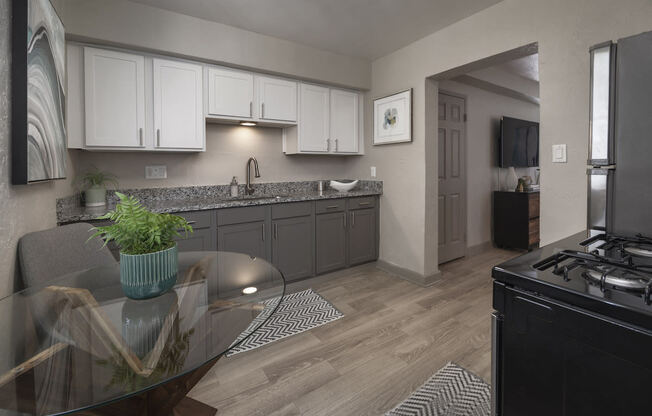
[
  {"xmin": 494, "ymin": 54, "xmax": 539, "ymax": 82},
  {"xmin": 128, "ymin": 0, "xmax": 503, "ymax": 60}
]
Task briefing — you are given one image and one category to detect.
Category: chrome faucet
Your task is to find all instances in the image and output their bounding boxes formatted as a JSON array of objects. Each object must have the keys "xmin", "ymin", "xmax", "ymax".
[{"xmin": 245, "ymin": 156, "xmax": 260, "ymax": 195}]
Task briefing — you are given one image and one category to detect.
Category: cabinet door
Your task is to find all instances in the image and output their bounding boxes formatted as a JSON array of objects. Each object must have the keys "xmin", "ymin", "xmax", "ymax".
[
  {"xmin": 330, "ymin": 89, "xmax": 359, "ymax": 153},
  {"xmin": 84, "ymin": 47, "xmax": 145, "ymax": 148},
  {"xmin": 217, "ymin": 221, "xmax": 269, "ymax": 261},
  {"xmin": 257, "ymin": 76, "xmax": 297, "ymax": 122},
  {"xmin": 348, "ymin": 208, "xmax": 376, "ymax": 265},
  {"xmin": 298, "ymin": 84, "xmax": 330, "ymax": 152},
  {"xmin": 272, "ymin": 216, "xmax": 314, "ymax": 281},
  {"xmin": 175, "ymin": 228, "xmax": 216, "ymax": 252},
  {"xmin": 153, "ymin": 59, "xmax": 204, "ymax": 150},
  {"xmin": 207, "ymin": 67, "xmax": 254, "ymax": 118},
  {"xmin": 316, "ymin": 212, "xmax": 347, "ymax": 274}
]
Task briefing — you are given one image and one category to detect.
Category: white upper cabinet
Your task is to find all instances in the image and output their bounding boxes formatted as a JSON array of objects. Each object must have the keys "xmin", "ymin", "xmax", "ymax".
[
  {"xmin": 153, "ymin": 58, "xmax": 204, "ymax": 150},
  {"xmin": 207, "ymin": 67, "xmax": 254, "ymax": 119},
  {"xmin": 283, "ymin": 83, "xmax": 363, "ymax": 155},
  {"xmin": 84, "ymin": 47, "xmax": 146, "ymax": 148},
  {"xmin": 298, "ymin": 84, "xmax": 330, "ymax": 152},
  {"xmin": 330, "ymin": 89, "xmax": 359, "ymax": 153},
  {"xmin": 256, "ymin": 76, "xmax": 297, "ymax": 122}
]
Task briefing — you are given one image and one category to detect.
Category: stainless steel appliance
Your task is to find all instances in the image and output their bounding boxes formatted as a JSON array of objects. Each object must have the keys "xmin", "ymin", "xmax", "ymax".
[{"xmin": 588, "ymin": 31, "xmax": 652, "ymax": 236}]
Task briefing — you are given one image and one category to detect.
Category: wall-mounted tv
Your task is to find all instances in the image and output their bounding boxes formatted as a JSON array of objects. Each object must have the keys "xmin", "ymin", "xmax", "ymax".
[{"xmin": 499, "ymin": 116, "xmax": 539, "ymax": 168}]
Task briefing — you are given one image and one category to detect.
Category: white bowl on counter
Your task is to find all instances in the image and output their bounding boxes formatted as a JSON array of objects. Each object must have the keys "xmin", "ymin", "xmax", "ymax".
[{"xmin": 329, "ymin": 180, "xmax": 359, "ymax": 192}]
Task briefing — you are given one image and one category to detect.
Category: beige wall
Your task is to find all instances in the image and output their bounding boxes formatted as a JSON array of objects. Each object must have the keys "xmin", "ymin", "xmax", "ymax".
[
  {"xmin": 54, "ymin": 0, "xmax": 370, "ymax": 90},
  {"xmin": 439, "ymin": 80, "xmax": 539, "ymax": 248},
  {"xmin": 348, "ymin": 0, "xmax": 652, "ymax": 277},
  {"xmin": 72, "ymin": 125, "xmax": 354, "ymax": 189},
  {"xmin": 1, "ymin": 0, "xmax": 370, "ymax": 294},
  {"xmin": 0, "ymin": 0, "xmax": 75, "ymax": 297}
]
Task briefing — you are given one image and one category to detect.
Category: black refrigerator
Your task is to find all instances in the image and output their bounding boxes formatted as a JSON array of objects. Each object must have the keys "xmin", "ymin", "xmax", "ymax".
[{"xmin": 588, "ymin": 30, "xmax": 652, "ymax": 236}]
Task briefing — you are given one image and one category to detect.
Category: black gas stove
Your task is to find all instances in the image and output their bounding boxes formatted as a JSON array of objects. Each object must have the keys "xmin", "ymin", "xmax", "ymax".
[
  {"xmin": 534, "ymin": 232, "xmax": 652, "ymax": 306},
  {"xmin": 491, "ymin": 231, "xmax": 652, "ymax": 416}
]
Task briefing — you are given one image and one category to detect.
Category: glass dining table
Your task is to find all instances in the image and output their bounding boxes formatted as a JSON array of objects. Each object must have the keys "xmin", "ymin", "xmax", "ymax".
[{"xmin": 0, "ymin": 251, "xmax": 286, "ymax": 416}]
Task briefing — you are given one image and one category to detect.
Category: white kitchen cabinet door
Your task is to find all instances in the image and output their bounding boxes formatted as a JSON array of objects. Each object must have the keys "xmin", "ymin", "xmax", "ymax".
[
  {"xmin": 84, "ymin": 47, "xmax": 145, "ymax": 148},
  {"xmin": 298, "ymin": 84, "xmax": 330, "ymax": 152},
  {"xmin": 153, "ymin": 59, "xmax": 204, "ymax": 150},
  {"xmin": 207, "ymin": 67, "xmax": 254, "ymax": 118},
  {"xmin": 330, "ymin": 89, "xmax": 359, "ymax": 153},
  {"xmin": 256, "ymin": 76, "xmax": 297, "ymax": 122}
]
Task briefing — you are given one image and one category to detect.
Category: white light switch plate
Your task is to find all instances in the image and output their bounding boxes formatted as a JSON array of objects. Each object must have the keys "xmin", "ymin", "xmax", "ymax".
[
  {"xmin": 552, "ymin": 144, "xmax": 567, "ymax": 163},
  {"xmin": 145, "ymin": 165, "xmax": 167, "ymax": 179},
  {"xmin": 370, "ymin": 166, "xmax": 377, "ymax": 178}
]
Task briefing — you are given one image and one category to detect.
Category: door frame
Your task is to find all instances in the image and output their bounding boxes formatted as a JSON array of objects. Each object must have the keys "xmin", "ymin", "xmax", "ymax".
[{"xmin": 437, "ymin": 89, "xmax": 468, "ymax": 264}]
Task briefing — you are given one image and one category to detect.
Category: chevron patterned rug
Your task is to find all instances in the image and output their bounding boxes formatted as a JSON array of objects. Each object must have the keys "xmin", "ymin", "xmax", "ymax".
[
  {"xmin": 227, "ymin": 288, "xmax": 344, "ymax": 356},
  {"xmin": 386, "ymin": 362, "xmax": 491, "ymax": 416}
]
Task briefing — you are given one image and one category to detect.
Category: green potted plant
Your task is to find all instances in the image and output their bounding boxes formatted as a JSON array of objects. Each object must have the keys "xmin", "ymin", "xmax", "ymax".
[
  {"xmin": 77, "ymin": 167, "xmax": 119, "ymax": 207},
  {"xmin": 90, "ymin": 192, "xmax": 193, "ymax": 299}
]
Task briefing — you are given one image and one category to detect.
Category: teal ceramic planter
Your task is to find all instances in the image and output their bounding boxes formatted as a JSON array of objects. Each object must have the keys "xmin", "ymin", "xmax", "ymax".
[{"xmin": 119, "ymin": 244, "xmax": 178, "ymax": 300}]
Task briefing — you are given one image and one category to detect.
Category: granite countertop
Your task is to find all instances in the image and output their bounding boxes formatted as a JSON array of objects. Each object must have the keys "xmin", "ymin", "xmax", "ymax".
[{"xmin": 57, "ymin": 181, "xmax": 382, "ymax": 224}]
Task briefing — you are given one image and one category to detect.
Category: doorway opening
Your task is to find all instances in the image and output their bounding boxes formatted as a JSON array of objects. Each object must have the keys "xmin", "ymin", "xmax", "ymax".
[{"xmin": 428, "ymin": 43, "xmax": 541, "ymax": 264}]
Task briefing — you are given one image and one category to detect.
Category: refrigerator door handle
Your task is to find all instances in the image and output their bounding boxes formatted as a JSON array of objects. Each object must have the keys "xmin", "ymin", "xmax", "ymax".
[{"xmin": 588, "ymin": 41, "xmax": 617, "ymax": 166}]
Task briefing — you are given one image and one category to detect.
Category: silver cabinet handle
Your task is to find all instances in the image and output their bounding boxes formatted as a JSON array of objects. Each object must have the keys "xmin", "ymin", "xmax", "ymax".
[
  {"xmin": 250, "ymin": 101, "xmax": 253, "ymax": 117},
  {"xmin": 335, "ymin": 139, "xmax": 338, "ymax": 152},
  {"xmin": 156, "ymin": 129, "xmax": 161, "ymax": 147},
  {"xmin": 358, "ymin": 202, "xmax": 370, "ymax": 206},
  {"xmin": 352, "ymin": 211, "xmax": 355, "ymax": 227},
  {"xmin": 262, "ymin": 102, "xmax": 265, "ymax": 119},
  {"xmin": 139, "ymin": 128, "xmax": 143, "ymax": 146},
  {"xmin": 262, "ymin": 223, "xmax": 265, "ymax": 241},
  {"xmin": 273, "ymin": 223, "xmax": 278, "ymax": 239},
  {"xmin": 326, "ymin": 205, "xmax": 339, "ymax": 210}
]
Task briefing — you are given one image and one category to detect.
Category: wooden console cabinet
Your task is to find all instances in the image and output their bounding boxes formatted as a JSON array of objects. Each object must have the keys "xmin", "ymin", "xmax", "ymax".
[{"xmin": 493, "ymin": 191, "xmax": 540, "ymax": 250}]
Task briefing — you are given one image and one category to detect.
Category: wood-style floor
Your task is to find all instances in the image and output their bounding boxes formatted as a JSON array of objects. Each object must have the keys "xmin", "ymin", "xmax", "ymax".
[{"xmin": 190, "ymin": 247, "xmax": 518, "ymax": 415}]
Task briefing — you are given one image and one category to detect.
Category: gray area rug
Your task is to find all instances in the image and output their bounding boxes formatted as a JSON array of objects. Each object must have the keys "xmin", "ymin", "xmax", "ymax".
[
  {"xmin": 386, "ymin": 362, "xmax": 491, "ymax": 416},
  {"xmin": 227, "ymin": 288, "xmax": 344, "ymax": 356}
]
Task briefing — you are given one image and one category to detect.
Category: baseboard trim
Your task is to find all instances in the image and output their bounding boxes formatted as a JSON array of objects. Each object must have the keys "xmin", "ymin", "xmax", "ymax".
[
  {"xmin": 466, "ymin": 241, "xmax": 494, "ymax": 257},
  {"xmin": 376, "ymin": 260, "xmax": 441, "ymax": 287}
]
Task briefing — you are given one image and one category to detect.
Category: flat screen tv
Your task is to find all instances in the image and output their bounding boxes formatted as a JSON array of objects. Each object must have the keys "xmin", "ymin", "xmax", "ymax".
[{"xmin": 499, "ymin": 116, "xmax": 539, "ymax": 168}]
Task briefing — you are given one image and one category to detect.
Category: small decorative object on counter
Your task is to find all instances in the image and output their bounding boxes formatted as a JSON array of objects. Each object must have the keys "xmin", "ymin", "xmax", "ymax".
[
  {"xmin": 230, "ymin": 176, "xmax": 239, "ymax": 197},
  {"xmin": 329, "ymin": 179, "xmax": 359, "ymax": 192},
  {"xmin": 76, "ymin": 167, "xmax": 119, "ymax": 207},
  {"xmin": 505, "ymin": 167, "xmax": 518, "ymax": 192},
  {"xmin": 90, "ymin": 192, "xmax": 193, "ymax": 300},
  {"xmin": 516, "ymin": 178, "xmax": 526, "ymax": 192}
]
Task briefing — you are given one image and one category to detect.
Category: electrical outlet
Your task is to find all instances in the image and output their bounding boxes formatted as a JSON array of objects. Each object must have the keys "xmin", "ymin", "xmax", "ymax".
[
  {"xmin": 370, "ymin": 166, "xmax": 377, "ymax": 178},
  {"xmin": 145, "ymin": 165, "xmax": 167, "ymax": 179},
  {"xmin": 552, "ymin": 144, "xmax": 567, "ymax": 163}
]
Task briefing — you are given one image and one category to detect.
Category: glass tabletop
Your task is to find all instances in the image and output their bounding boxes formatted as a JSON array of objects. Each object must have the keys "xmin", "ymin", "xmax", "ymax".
[{"xmin": 0, "ymin": 251, "xmax": 285, "ymax": 416}]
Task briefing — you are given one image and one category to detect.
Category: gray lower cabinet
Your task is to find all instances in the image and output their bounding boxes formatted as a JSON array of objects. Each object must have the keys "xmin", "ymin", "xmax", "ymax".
[
  {"xmin": 348, "ymin": 208, "xmax": 376, "ymax": 266},
  {"xmin": 272, "ymin": 216, "xmax": 314, "ymax": 281},
  {"xmin": 315, "ymin": 212, "xmax": 348, "ymax": 274},
  {"xmin": 217, "ymin": 221, "xmax": 269, "ymax": 261},
  {"xmin": 175, "ymin": 228, "xmax": 216, "ymax": 252}
]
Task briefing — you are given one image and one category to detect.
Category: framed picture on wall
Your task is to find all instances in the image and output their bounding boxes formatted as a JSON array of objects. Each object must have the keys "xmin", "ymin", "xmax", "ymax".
[
  {"xmin": 373, "ymin": 89, "xmax": 412, "ymax": 145},
  {"xmin": 12, "ymin": 0, "xmax": 67, "ymax": 184}
]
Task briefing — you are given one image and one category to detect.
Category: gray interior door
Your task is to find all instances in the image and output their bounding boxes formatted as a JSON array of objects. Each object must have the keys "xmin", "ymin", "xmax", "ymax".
[
  {"xmin": 438, "ymin": 92, "xmax": 467, "ymax": 264},
  {"xmin": 272, "ymin": 216, "xmax": 314, "ymax": 281},
  {"xmin": 316, "ymin": 212, "xmax": 347, "ymax": 274},
  {"xmin": 217, "ymin": 221, "xmax": 269, "ymax": 261},
  {"xmin": 348, "ymin": 208, "xmax": 376, "ymax": 266}
]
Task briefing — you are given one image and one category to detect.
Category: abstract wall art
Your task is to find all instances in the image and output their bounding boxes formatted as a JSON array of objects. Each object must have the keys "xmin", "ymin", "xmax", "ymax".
[
  {"xmin": 12, "ymin": 0, "xmax": 67, "ymax": 184},
  {"xmin": 373, "ymin": 89, "xmax": 412, "ymax": 145}
]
